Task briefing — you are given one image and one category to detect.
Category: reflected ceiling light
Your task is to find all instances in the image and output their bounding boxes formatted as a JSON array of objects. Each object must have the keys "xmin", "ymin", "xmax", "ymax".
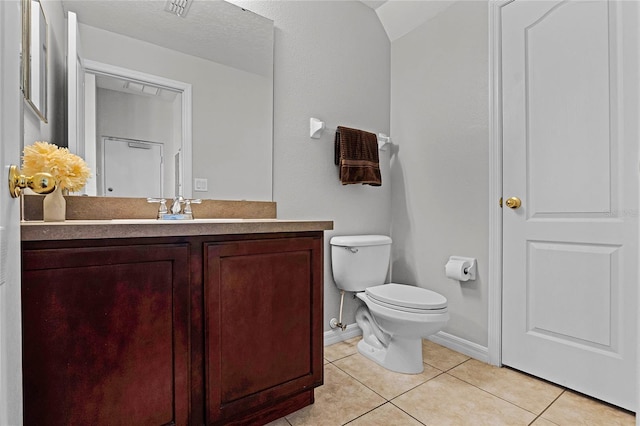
[
  {"xmin": 125, "ymin": 81, "xmax": 144, "ymax": 92},
  {"xmin": 142, "ymin": 86, "xmax": 160, "ymax": 96},
  {"xmin": 164, "ymin": 0, "xmax": 192, "ymax": 18},
  {"xmin": 123, "ymin": 81, "xmax": 160, "ymax": 97}
]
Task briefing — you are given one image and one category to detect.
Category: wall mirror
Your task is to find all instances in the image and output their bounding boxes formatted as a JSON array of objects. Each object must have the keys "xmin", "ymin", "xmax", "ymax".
[
  {"xmin": 61, "ymin": 0, "xmax": 274, "ymax": 201},
  {"xmin": 22, "ymin": 0, "xmax": 48, "ymax": 123}
]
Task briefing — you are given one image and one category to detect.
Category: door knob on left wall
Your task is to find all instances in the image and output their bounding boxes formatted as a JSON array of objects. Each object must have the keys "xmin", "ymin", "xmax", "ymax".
[{"xmin": 8, "ymin": 165, "xmax": 56, "ymax": 198}]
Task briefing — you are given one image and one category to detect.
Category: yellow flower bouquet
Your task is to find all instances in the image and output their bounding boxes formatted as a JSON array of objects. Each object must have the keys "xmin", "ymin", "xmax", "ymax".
[{"xmin": 22, "ymin": 141, "xmax": 91, "ymax": 192}]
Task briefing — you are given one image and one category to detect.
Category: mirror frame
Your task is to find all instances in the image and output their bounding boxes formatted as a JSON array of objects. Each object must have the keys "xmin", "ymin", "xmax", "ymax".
[{"xmin": 22, "ymin": 0, "xmax": 48, "ymax": 123}]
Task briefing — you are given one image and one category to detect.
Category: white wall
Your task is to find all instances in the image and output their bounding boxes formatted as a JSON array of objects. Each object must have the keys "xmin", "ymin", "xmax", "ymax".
[
  {"xmin": 390, "ymin": 1, "xmax": 490, "ymax": 347},
  {"xmin": 235, "ymin": 0, "xmax": 392, "ymax": 332},
  {"xmin": 79, "ymin": 24, "xmax": 272, "ymax": 201}
]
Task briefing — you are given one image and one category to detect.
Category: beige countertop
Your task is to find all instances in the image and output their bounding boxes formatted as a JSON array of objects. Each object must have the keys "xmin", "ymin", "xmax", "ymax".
[{"xmin": 21, "ymin": 219, "xmax": 334, "ymax": 241}]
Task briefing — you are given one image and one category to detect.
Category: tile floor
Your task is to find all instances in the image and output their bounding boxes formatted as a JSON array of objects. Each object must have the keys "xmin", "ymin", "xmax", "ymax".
[{"xmin": 268, "ymin": 338, "xmax": 635, "ymax": 426}]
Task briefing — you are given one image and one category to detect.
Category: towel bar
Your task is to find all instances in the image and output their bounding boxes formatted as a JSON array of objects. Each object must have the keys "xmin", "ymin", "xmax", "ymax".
[{"xmin": 309, "ymin": 117, "xmax": 392, "ymax": 151}]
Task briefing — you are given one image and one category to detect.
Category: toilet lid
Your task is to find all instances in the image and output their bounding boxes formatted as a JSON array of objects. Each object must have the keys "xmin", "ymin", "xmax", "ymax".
[{"xmin": 365, "ymin": 283, "xmax": 447, "ymax": 311}]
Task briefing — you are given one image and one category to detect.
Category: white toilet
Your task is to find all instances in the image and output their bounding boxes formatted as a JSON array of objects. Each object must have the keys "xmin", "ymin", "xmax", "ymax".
[{"xmin": 330, "ymin": 235, "xmax": 449, "ymax": 374}]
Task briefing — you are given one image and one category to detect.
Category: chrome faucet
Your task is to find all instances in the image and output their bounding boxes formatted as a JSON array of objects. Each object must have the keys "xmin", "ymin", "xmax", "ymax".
[
  {"xmin": 171, "ymin": 196, "xmax": 185, "ymax": 214},
  {"xmin": 148, "ymin": 196, "xmax": 202, "ymax": 219}
]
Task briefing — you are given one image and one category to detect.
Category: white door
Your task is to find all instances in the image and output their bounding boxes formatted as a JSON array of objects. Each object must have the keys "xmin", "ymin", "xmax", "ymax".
[
  {"xmin": 501, "ymin": 0, "xmax": 638, "ymax": 411},
  {"xmin": 0, "ymin": 0, "xmax": 25, "ymax": 423},
  {"xmin": 67, "ymin": 11, "xmax": 85, "ymax": 158},
  {"xmin": 102, "ymin": 138, "xmax": 163, "ymax": 198}
]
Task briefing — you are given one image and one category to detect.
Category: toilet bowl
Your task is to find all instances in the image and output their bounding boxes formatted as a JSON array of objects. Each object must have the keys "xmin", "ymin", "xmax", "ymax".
[{"xmin": 330, "ymin": 236, "xmax": 449, "ymax": 374}]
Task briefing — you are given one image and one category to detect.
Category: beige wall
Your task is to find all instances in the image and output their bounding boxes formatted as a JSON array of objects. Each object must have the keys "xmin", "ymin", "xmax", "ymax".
[{"xmin": 390, "ymin": 1, "xmax": 490, "ymax": 347}]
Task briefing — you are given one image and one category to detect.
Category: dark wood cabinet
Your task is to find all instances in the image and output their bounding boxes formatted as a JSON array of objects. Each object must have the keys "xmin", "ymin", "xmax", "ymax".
[
  {"xmin": 205, "ymin": 237, "xmax": 323, "ymax": 424},
  {"xmin": 21, "ymin": 232, "xmax": 324, "ymax": 426},
  {"xmin": 21, "ymin": 244, "xmax": 190, "ymax": 426}
]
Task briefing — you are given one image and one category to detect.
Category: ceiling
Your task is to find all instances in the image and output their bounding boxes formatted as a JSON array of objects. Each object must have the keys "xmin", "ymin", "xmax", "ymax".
[
  {"xmin": 61, "ymin": 0, "xmax": 273, "ymax": 77},
  {"xmin": 63, "ymin": 0, "xmax": 457, "ymax": 68},
  {"xmin": 360, "ymin": 0, "xmax": 388, "ymax": 10},
  {"xmin": 360, "ymin": 0, "xmax": 458, "ymax": 42}
]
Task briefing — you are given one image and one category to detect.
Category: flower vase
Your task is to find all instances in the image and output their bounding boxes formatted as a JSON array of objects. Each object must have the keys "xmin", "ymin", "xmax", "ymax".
[{"xmin": 43, "ymin": 186, "xmax": 66, "ymax": 222}]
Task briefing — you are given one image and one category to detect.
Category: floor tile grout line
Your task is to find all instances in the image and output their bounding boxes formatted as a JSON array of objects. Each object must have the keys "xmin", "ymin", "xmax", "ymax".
[
  {"xmin": 445, "ymin": 361, "xmax": 568, "ymax": 417},
  {"xmin": 333, "ymin": 349, "xmax": 478, "ymax": 399},
  {"xmin": 530, "ymin": 389, "xmax": 566, "ymax": 425},
  {"xmin": 329, "ymin": 355, "xmax": 395, "ymax": 401},
  {"xmin": 340, "ymin": 401, "xmax": 389, "ymax": 425},
  {"xmin": 331, "ymin": 358, "xmax": 400, "ymax": 405},
  {"xmin": 331, "ymin": 354, "xmax": 447, "ymax": 402},
  {"xmin": 385, "ymin": 370, "xmax": 448, "ymax": 402},
  {"xmin": 426, "ymin": 356, "xmax": 472, "ymax": 373},
  {"xmin": 324, "ymin": 353, "xmax": 358, "ymax": 364},
  {"xmin": 388, "ymin": 400, "xmax": 428, "ymax": 425},
  {"xmin": 438, "ymin": 372, "xmax": 548, "ymax": 419}
]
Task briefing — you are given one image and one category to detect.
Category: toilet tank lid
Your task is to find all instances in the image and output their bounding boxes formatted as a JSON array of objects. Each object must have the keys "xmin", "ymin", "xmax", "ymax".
[{"xmin": 330, "ymin": 235, "xmax": 392, "ymax": 247}]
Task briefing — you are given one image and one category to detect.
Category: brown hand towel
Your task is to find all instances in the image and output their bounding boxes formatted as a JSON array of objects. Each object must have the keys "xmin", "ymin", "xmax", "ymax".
[{"xmin": 334, "ymin": 126, "xmax": 382, "ymax": 186}]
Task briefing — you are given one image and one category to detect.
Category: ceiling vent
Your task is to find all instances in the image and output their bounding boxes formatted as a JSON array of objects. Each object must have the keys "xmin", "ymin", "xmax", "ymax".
[{"xmin": 164, "ymin": 0, "xmax": 192, "ymax": 18}]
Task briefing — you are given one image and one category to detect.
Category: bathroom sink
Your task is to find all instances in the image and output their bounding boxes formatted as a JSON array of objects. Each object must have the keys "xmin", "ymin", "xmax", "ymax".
[
  {"xmin": 108, "ymin": 218, "xmax": 255, "ymax": 224},
  {"xmin": 30, "ymin": 218, "xmax": 280, "ymax": 225}
]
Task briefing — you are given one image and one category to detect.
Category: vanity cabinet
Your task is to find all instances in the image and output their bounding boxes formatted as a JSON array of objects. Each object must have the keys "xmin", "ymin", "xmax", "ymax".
[
  {"xmin": 204, "ymin": 237, "xmax": 323, "ymax": 424},
  {"xmin": 21, "ymin": 243, "xmax": 191, "ymax": 426},
  {"xmin": 21, "ymin": 231, "xmax": 325, "ymax": 426}
]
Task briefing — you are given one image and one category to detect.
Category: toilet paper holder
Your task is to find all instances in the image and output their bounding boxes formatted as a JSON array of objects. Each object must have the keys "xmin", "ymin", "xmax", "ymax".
[{"xmin": 445, "ymin": 256, "xmax": 477, "ymax": 281}]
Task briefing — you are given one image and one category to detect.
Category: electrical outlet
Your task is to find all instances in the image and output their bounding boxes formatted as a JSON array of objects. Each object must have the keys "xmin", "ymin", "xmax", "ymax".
[{"xmin": 194, "ymin": 178, "xmax": 208, "ymax": 192}]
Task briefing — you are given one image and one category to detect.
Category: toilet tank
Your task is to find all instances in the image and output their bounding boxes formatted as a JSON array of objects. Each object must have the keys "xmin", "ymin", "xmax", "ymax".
[{"xmin": 330, "ymin": 235, "xmax": 392, "ymax": 292}]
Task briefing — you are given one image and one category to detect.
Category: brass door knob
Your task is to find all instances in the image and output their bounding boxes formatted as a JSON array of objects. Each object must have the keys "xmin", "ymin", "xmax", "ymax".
[
  {"xmin": 505, "ymin": 196, "xmax": 522, "ymax": 209},
  {"xmin": 8, "ymin": 165, "xmax": 56, "ymax": 198}
]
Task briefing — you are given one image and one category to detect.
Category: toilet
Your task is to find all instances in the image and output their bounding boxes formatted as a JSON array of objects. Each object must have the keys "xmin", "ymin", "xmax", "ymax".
[{"xmin": 330, "ymin": 235, "xmax": 449, "ymax": 374}]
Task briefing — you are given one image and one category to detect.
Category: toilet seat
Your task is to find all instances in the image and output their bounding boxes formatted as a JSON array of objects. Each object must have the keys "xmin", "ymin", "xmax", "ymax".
[{"xmin": 365, "ymin": 283, "xmax": 447, "ymax": 313}]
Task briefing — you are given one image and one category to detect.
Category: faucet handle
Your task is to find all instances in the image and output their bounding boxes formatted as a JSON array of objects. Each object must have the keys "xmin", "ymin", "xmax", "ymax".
[
  {"xmin": 147, "ymin": 198, "xmax": 168, "ymax": 218},
  {"xmin": 183, "ymin": 199, "xmax": 202, "ymax": 215}
]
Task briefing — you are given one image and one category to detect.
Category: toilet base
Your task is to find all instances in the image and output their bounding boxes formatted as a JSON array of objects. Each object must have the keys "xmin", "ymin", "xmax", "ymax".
[{"xmin": 357, "ymin": 336, "xmax": 424, "ymax": 374}]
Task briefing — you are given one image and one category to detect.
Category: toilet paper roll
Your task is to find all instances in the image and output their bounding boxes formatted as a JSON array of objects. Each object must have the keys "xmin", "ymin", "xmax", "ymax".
[{"xmin": 445, "ymin": 259, "xmax": 471, "ymax": 281}]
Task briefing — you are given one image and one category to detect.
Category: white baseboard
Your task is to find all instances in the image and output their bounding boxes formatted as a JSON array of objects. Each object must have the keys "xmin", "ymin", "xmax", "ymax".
[
  {"xmin": 324, "ymin": 326, "xmax": 489, "ymax": 364},
  {"xmin": 323, "ymin": 323, "xmax": 362, "ymax": 346},
  {"xmin": 427, "ymin": 331, "xmax": 489, "ymax": 363}
]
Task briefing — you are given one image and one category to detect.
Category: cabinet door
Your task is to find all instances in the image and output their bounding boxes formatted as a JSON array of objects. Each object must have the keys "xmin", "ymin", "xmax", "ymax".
[
  {"xmin": 22, "ymin": 244, "xmax": 190, "ymax": 426},
  {"xmin": 205, "ymin": 237, "xmax": 323, "ymax": 424}
]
